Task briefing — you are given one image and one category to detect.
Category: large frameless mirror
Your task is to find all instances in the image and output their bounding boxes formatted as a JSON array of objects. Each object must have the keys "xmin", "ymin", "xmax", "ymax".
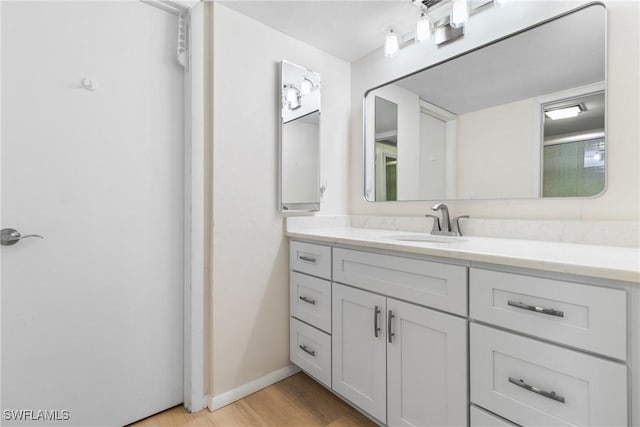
[
  {"xmin": 280, "ymin": 60, "xmax": 321, "ymax": 212},
  {"xmin": 364, "ymin": 4, "xmax": 606, "ymax": 202}
]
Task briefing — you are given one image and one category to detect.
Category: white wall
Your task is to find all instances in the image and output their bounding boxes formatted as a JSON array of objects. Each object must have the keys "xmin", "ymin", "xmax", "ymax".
[
  {"xmin": 350, "ymin": 1, "xmax": 639, "ymax": 220},
  {"xmin": 456, "ymin": 98, "xmax": 537, "ymax": 199},
  {"xmin": 211, "ymin": 3, "xmax": 350, "ymax": 397}
]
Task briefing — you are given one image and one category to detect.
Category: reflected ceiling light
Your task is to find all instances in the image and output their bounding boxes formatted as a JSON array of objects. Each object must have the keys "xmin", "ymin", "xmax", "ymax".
[
  {"xmin": 450, "ymin": 0, "xmax": 469, "ymax": 28},
  {"xmin": 545, "ymin": 105, "xmax": 584, "ymax": 120},
  {"xmin": 384, "ymin": 29, "xmax": 400, "ymax": 57},
  {"xmin": 494, "ymin": 0, "xmax": 509, "ymax": 7},
  {"xmin": 415, "ymin": 13, "xmax": 431, "ymax": 42}
]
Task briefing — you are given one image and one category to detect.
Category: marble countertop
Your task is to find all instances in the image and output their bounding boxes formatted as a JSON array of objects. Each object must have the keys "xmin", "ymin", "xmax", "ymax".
[{"xmin": 286, "ymin": 226, "xmax": 640, "ymax": 283}]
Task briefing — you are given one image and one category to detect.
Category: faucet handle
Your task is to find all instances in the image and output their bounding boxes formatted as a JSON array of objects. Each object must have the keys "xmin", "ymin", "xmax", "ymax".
[
  {"xmin": 425, "ymin": 214, "xmax": 441, "ymax": 233},
  {"xmin": 452, "ymin": 216, "xmax": 469, "ymax": 236}
]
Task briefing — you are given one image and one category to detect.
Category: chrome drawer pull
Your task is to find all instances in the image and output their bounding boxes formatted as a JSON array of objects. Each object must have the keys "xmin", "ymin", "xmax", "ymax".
[
  {"xmin": 299, "ymin": 345, "xmax": 316, "ymax": 357},
  {"xmin": 507, "ymin": 300, "xmax": 564, "ymax": 318},
  {"xmin": 374, "ymin": 305, "xmax": 381, "ymax": 338},
  {"xmin": 299, "ymin": 296, "xmax": 316, "ymax": 305},
  {"xmin": 508, "ymin": 377, "xmax": 565, "ymax": 404},
  {"xmin": 298, "ymin": 255, "xmax": 317, "ymax": 263},
  {"xmin": 387, "ymin": 310, "xmax": 395, "ymax": 344}
]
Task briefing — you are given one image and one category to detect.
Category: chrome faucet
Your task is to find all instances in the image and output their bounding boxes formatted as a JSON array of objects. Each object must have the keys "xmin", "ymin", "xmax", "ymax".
[
  {"xmin": 426, "ymin": 203, "xmax": 469, "ymax": 236},
  {"xmin": 432, "ymin": 203, "xmax": 451, "ymax": 233}
]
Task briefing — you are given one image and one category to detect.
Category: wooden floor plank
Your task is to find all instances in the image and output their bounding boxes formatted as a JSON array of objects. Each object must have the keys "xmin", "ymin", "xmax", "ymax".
[{"xmin": 130, "ymin": 373, "xmax": 375, "ymax": 427}]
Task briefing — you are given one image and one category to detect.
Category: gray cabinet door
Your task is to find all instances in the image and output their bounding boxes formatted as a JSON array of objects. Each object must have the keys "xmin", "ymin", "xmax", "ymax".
[
  {"xmin": 387, "ymin": 298, "xmax": 468, "ymax": 427},
  {"xmin": 332, "ymin": 283, "xmax": 387, "ymax": 424}
]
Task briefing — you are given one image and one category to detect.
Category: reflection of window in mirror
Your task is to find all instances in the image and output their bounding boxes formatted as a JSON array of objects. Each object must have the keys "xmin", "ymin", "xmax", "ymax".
[
  {"xmin": 542, "ymin": 91, "xmax": 605, "ymax": 197},
  {"xmin": 375, "ymin": 97, "xmax": 398, "ymax": 201}
]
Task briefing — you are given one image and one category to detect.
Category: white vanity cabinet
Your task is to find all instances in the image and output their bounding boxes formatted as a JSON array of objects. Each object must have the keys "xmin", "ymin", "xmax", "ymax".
[
  {"xmin": 331, "ymin": 248, "xmax": 469, "ymax": 425},
  {"xmin": 289, "ymin": 239, "xmax": 635, "ymax": 427},
  {"xmin": 470, "ymin": 267, "xmax": 630, "ymax": 427},
  {"xmin": 332, "ymin": 283, "xmax": 467, "ymax": 426},
  {"xmin": 289, "ymin": 241, "xmax": 333, "ymax": 388}
]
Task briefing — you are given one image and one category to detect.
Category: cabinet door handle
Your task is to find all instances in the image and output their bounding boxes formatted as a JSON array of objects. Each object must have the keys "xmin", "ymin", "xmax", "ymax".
[
  {"xmin": 298, "ymin": 255, "xmax": 317, "ymax": 263},
  {"xmin": 299, "ymin": 295, "xmax": 316, "ymax": 305},
  {"xmin": 508, "ymin": 377, "xmax": 565, "ymax": 404},
  {"xmin": 299, "ymin": 345, "xmax": 316, "ymax": 357},
  {"xmin": 507, "ymin": 300, "xmax": 564, "ymax": 318},
  {"xmin": 387, "ymin": 310, "xmax": 395, "ymax": 343},
  {"xmin": 374, "ymin": 305, "xmax": 381, "ymax": 338}
]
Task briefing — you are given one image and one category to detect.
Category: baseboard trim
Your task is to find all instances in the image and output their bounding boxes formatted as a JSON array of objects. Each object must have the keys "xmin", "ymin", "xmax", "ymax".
[{"xmin": 208, "ymin": 364, "xmax": 301, "ymax": 411}]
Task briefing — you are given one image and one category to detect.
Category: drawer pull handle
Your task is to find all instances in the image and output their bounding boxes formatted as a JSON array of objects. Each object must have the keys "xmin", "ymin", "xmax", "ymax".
[
  {"xmin": 507, "ymin": 300, "xmax": 564, "ymax": 318},
  {"xmin": 374, "ymin": 305, "xmax": 381, "ymax": 338},
  {"xmin": 299, "ymin": 255, "xmax": 317, "ymax": 263},
  {"xmin": 299, "ymin": 345, "xmax": 316, "ymax": 357},
  {"xmin": 508, "ymin": 377, "xmax": 565, "ymax": 404},
  {"xmin": 299, "ymin": 296, "xmax": 316, "ymax": 305},
  {"xmin": 387, "ymin": 310, "xmax": 395, "ymax": 344}
]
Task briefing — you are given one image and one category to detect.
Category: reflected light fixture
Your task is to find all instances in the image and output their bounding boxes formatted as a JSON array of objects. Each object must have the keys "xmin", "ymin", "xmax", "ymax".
[
  {"xmin": 415, "ymin": 12, "xmax": 431, "ymax": 42},
  {"xmin": 300, "ymin": 77, "xmax": 314, "ymax": 95},
  {"xmin": 545, "ymin": 105, "xmax": 584, "ymax": 120},
  {"xmin": 384, "ymin": 29, "xmax": 400, "ymax": 57},
  {"xmin": 494, "ymin": 0, "xmax": 509, "ymax": 7},
  {"xmin": 450, "ymin": 0, "xmax": 469, "ymax": 28},
  {"xmin": 285, "ymin": 85, "xmax": 301, "ymax": 110}
]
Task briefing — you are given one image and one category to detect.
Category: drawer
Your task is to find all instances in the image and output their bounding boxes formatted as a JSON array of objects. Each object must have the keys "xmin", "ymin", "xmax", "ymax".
[
  {"xmin": 333, "ymin": 248, "xmax": 467, "ymax": 316},
  {"xmin": 470, "ymin": 406, "xmax": 518, "ymax": 427},
  {"xmin": 290, "ymin": 241, "xmax": 332, "ymax": 280},
  {"xmin": 290, "ymin": 317, "xmax": 331, "ymax": 388},
  {"xmin": 290, "ymin": 271, "xmax": 331, "ymax": 333},
  {"xmin": 471, "ymin": 324, "xmax": 627, "ymax": 427},
  {"xmin": 470, "ymin": 268, "xmax": 627, "ymax": 360}
]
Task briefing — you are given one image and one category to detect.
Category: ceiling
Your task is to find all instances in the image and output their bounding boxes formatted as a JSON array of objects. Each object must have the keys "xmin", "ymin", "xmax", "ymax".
[{"xmin": 217, "ymin": 1, "xmax": 419, "ymax": 62}]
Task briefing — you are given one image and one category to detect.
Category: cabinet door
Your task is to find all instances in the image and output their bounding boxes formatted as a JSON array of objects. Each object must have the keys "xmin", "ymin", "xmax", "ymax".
[
  {"xmin": 332, "ymin": 283, "xmax": 387, "ymax": 423},
  {"xmin": 387, "ymin": 298, "xmax": 468, "ymax": 427}
]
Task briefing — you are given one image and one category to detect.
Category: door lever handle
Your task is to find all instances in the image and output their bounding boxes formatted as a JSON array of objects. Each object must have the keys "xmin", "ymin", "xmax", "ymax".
[{"xmin": 1, "ymin": 228, "xmax": 44, "ymax": 246}]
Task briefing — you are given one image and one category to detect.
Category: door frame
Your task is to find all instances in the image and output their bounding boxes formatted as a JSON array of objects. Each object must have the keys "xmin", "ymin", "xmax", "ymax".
[{"xmin": 182, "ymin": 1, "xmax": 207, "ymax": 413}]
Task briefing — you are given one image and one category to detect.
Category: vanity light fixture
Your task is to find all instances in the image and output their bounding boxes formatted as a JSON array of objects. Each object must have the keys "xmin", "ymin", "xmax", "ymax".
[
  {"xmin": 284, "ymin": 84, "xmax": 302, "ymax": 110},
  {"xmin": 450, "ymin": 0, "xmax": 469, "ymax": 28},
  {"xmin": 384, "ymin": 29, "xmax": 400, "ymax": 57},
  {"xmin": 545, "ymin": 104, "xmax": 584, "ymax": 120},
  {"xmin": 415, "ymin": 12, "xmax": 431, "ymax": 42},
  {"xmin": 385, "ymin": 0, "xmax": 502, "ymax": 57},
  {"xmin": 300, "ymin": 77, "xmax": 314, "ymax": 95}
]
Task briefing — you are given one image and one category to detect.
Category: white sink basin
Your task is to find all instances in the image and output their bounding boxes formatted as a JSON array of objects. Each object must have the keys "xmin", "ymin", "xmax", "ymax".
[{"xmin": 384, "ymin": 234, "xmax": 464, "ymax": 244}]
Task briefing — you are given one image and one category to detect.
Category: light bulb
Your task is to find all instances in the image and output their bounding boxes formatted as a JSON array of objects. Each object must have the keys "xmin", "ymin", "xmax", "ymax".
[
  {"xmin": 300, "ymin": 78, "xmax": 313, "ymax": 95},
  {"xmin": 415, "ymin": 13, "xmax": 431, "ymax": 43},
  {"xmin": 451, "ymin": 0, "xmax": 469, "ymax": 29},
  {"xmin": 384, "ymin": 29, "xmax": 400, "ymax": 58}
]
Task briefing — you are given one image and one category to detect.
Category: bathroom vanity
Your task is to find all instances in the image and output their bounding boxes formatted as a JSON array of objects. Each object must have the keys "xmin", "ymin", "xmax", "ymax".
[{"xmin": 287, "ymin": 225, "xmax": 639, "ymax": 426}]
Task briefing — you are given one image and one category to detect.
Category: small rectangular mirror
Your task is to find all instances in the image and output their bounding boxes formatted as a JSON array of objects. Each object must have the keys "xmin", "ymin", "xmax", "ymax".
[
  {"xmin": 280, "ymin": 60, "xmax": 321, "ymax": 212},
  {"xmin": 364, "ymin": 4, "xmax": 606, "ymax": 202}
]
